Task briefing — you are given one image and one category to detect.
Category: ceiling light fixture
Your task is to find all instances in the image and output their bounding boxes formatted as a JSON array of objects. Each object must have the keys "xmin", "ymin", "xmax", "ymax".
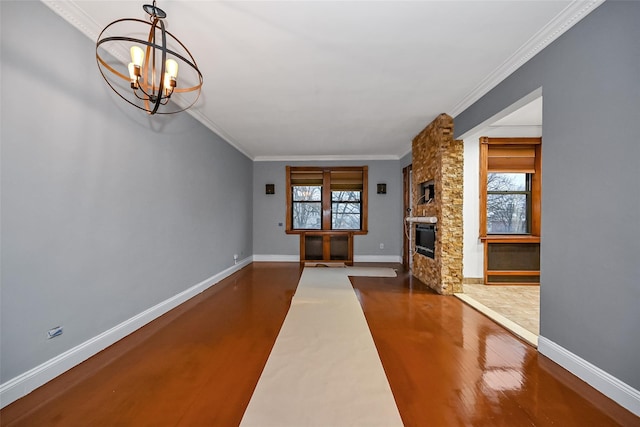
[{"xmin": 96, "ymin": 1, "xmax": 203, "ymax": 115}]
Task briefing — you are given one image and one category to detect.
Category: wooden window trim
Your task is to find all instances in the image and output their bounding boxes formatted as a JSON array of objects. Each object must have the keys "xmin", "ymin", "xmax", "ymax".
[
  {"xmin": 479, "ymin": 137, "xmax": 542, "ymax": 239},
  {"xmin": 286, "ymin": 166, "xmax": 368, "ymax": 235}
]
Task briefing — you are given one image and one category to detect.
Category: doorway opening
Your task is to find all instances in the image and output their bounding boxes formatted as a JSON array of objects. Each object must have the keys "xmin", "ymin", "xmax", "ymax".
[{"xmin": 456, "ymin": 91, "xmax": 543, "ymax": 347}]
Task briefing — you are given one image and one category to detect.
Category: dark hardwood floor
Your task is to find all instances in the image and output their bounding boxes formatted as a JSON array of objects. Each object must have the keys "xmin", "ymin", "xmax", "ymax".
[{"xmin": 1, "ymin": 263, "xmax": 637, "ymax": 426}]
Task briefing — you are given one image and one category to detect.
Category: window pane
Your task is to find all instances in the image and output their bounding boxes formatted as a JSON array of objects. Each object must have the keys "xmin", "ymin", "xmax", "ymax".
[
  {"xmin": 332, "ymin": 202, "xmax": 361, "ymax": 229},
  {"xmin": 293, "ymin": 186, "xmax": 322, "ymax": 201},
  {"xmin": 487, "ymin": 173, "xmax": 527, "ymax": 192},
  {"xmin": 293, "ymin": 202, "xmax": 321, "ymax": 229},
  {"xmin": 487, "ymin": 194, "xmax": 529, "ymax": 234},
  {"xmin": 331, "ymin": 190, "xmax": 361, "ymax": 202}
]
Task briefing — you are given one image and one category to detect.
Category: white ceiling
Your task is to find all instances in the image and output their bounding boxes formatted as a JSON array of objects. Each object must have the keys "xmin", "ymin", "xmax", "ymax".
[
  {"xmin": 493, "ymin": 96, "xmax": 543, "ymax": 127},
  {"xmin": 44, "ymin": 0, "xmax": 602, "ymax": 160}
]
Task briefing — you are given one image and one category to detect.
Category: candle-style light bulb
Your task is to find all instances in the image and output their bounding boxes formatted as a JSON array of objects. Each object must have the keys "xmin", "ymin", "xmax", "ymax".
[
  {"xmin": 130, "ymin": 46, "xmax": 145, "ymax": 67},
  {"xmin": 128, "ymin": 46, "xmax": 144, "ymax": 89},
  {"xmin": 165, "ymin": 59, "xmax": 178, "ymax": 79},
  {"xmin": 163, "ymin": 59, "xmax": 178, "ymax": 95}
]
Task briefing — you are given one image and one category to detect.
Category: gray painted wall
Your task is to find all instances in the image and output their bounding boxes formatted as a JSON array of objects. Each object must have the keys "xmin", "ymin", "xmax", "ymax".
[
  {"xmin": 1, "ymin": 2, "xmax": 253, "ymax": 382},
  {"xmin": 253, "ymin": 160, "xmax": 403, "ymax": 259},
  {"xmin": 455, "ymin": 1, "xmax": 640, "ymax": 389}
]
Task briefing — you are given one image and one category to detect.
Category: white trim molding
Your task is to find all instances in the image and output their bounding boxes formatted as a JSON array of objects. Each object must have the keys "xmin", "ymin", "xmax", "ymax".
[
  {"xmin": 41, "ymin": 1, "xmax": 102, "ymax": 41},
  {"xmin": 253, "ymin": 254, "xmax": 300, "ymax": 262},
  {"xmin": 450, "ymin": 0, "xmax": 606, "ymax": 118},
  {"xmin": 253, "ymin": 255, "xmax": 403, "ymax": 264},
  {"xmin": 538, "ymin": 336, "xmax": 640, "ymax": 417},
  {"xmin": 0, "ymin": 257, "xmax": 253, "ymax": 409},
  {"xmin": 253, "ymin": 154, "xmax": 401, "ymax": 162}
]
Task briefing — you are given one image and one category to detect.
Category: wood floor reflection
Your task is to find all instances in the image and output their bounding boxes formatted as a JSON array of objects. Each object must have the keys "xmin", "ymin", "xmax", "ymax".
[{"xmin": 2, "ymin": 263, "xmax": 637, "ymax": 426}]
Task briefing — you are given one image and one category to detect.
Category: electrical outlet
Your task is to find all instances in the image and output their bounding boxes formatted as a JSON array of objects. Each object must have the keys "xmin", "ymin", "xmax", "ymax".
[
  {"xmin": 379, "ymin": 243, "xmax": 384, "ymax": 249},
  {"xmin": 47, "ymin": 326, "xmax": 63, "ymax": 339},
  {"xmin": 233, "ymin": 254, "xmax": 239, "ymax": 264}
]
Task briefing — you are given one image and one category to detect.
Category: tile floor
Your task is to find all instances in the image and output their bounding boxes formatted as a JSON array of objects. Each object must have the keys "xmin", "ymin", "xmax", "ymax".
[{"xmin": 459, "ymin": 284, "xmax": 540, "ymax": 336}]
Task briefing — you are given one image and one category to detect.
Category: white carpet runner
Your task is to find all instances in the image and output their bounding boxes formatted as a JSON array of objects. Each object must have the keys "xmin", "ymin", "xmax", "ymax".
[{"xmin": 240, "ymin": 267, "xmax": 403, "ymax": 427}]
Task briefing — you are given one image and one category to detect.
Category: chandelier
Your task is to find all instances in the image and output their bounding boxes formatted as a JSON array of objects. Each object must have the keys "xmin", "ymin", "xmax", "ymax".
[{"xmin": 96, "ymin": 1, "xmax": 203, "ymax": 115}]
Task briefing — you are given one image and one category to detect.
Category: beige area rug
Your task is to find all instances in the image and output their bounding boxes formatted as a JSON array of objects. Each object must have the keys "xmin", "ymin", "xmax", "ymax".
[
  {"xmin": 345, "ymin": 266, "xmax": 398, "ymax": 277},
  {"xmin": 240, "ymin": 267, "xmax": 403, "ymax": 427}
]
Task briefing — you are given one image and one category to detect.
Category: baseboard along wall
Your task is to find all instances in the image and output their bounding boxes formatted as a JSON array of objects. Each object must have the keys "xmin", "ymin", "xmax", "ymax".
[
  {"xmin": 538, "ymin": 336, "xmax": 640, "ymax": 417},
  {"xmin": 253, "ymin": 255, "xmax": 403, "ymax": 264},
  {"xmin": 0, "ymin": 257, "xmax": 253, "ymax": 409}
]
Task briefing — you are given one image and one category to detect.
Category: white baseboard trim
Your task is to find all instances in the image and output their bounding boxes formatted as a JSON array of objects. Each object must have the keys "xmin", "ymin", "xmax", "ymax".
[
  {"xmin": 253, "ymin": 254, "xmax": 300, "ymax": 262},
  {"xmin": 253, "ymin": 255, "xmax": 403, "ymax": 264},
  {"xmin": 0, "ymin": 257, "xmax": 253, "ymax": 409},
  {"xmin": 353, "ymin": 255, "xmax": 402, "ymax": 263},
  {"xmin": 538, "ymin": 336, "xmax": 640, "ymax": 417}
]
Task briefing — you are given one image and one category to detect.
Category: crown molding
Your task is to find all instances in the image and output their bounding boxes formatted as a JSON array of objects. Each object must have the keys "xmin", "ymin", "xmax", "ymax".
[
  {"xmin": 253, "ymin": 154, "xmax": 401, "ymax": 162},
  {"xmin": 186, "ymin": 108, "xmax": 254, "ymax": 160},
  {"xmin": 450, "ymin": 0, "xmax": 606, "ymax": 118},
  {"xmin": 42, "ymin": 1, "xmax": 102, "ymax": 42}
]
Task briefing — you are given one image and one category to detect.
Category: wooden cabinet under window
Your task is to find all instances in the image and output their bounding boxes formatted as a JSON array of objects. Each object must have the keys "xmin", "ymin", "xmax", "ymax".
[
  {"xmin": 300, "ymin": 232, "xmax": 353, "ymax": 265},
  {"xmin": 484, "ymin": 236, "xmax": 540, "ymax": 285}
]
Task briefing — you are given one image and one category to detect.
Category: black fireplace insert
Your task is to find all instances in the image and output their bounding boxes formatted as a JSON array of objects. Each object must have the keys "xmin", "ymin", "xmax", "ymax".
[{"xmin": 415, "ymin": 223, "xmax": 436, "ymax": 259}]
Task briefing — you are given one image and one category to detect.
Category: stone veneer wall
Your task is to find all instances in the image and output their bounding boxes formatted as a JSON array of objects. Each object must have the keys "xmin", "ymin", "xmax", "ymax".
[{"xmin": 411, "ymin": 114, "xmax": 463, "ymax": 295}]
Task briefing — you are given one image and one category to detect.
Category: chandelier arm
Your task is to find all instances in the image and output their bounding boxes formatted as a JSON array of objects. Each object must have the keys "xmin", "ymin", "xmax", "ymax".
[{"xmin": 132, "ymin": 89, "xmax": 153, "ymax": 102}]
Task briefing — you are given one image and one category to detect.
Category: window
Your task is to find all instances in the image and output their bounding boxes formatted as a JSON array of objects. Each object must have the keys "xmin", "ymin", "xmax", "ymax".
[
  {"xmin": 286, "ymin": 166, "xmax": 368, "ymax": 234},
  {"xmin": 331, "ymin": 190, "xmax": 361, "ymax": 230},
  {"xmin": 292, "ymin": 186, "xmax": 322, "ymax": 229},
  {"xmin": 479, "ymin": 137, "xmax": 541, "ymax": 237},
  {"xmin": 487, "ymin": 173, "xmax": 531, "ymax": 234}
]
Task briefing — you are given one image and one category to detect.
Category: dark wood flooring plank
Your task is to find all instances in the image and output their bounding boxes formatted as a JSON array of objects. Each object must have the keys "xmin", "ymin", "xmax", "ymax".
[{"xmin": 350, "ymin": 269, "xmax": 639, "ymax": 427}]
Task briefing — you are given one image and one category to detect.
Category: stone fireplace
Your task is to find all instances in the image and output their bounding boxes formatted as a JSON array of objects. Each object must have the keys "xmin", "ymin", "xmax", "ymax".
[{"xmin": 411, "ymin": 114, "xmax": 463, "ymax": 295}]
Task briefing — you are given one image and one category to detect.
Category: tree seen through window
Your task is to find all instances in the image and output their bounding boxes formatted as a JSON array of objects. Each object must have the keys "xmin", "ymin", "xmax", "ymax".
[
  {"xmin": 331, "ymin": 190, "xmax": 361, "ymax": 230},
  {"xmin": 487, "ymin": 173, "xmax": 530, "ymax": 234},
  {"xmin": 292, "ymin": 186, "xmax": 321, "ymax": 229}
]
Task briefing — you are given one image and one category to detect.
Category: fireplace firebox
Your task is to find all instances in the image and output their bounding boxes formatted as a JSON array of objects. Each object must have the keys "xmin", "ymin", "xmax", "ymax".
[{"xmin": 415, "ymin": 224, "xmax": 435, "ymax": 259}]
